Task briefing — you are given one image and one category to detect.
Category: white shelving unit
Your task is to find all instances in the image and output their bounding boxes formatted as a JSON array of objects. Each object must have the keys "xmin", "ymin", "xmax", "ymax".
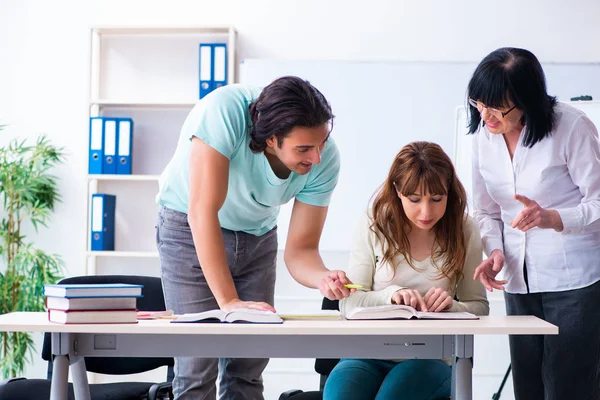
[
  {"xmin": 90, "ymin": 100, "xmax": 199, "ymax": 108},
  {"xmin": 86, "ymin": 25, "xmax": 237, "ymax": 275},
  {"xmin": 86, "ymin": 251, "xmax": 159, "ymax": 258},
  {"xmin": 87, "ymin": 174, "xmax": 161, "ymax": 182}
]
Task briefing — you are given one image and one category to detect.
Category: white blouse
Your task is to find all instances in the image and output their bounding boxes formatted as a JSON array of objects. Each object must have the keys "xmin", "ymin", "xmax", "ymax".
[{"xmin": 472, "ymin": 102, "xmax": 600, "ymax": 294}]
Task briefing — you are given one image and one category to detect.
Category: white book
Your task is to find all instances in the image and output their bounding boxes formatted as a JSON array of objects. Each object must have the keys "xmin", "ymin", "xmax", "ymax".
[
  {"xmin": 48, "ymin": 309, "xmax": 138, "ymax": 324},
  {"xmin": 172, "ymin": 308, "xmax": 283, "ymax": 324},
  {"xmin": 344, "ymin": 305, "xmax": 478, "ymax": 320},
  {"xmin": 46, "ymin": 296, "xmax": 138, "ymax": 311},
  {"xmin": 43, "ymin": 283, "xmax": 143, "ymax": 298}
]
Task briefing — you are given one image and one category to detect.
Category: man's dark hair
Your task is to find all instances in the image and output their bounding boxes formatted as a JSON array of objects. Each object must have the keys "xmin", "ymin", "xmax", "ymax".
[{"xmin": 248, "ymin": 76, "xmax": 334, "ymax": 152}]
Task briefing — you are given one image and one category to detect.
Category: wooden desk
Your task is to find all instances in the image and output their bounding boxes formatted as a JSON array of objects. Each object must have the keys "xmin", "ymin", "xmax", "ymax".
[{"xmin": 0, "ymin": 312, "xmax": 557, "ymax": 400}]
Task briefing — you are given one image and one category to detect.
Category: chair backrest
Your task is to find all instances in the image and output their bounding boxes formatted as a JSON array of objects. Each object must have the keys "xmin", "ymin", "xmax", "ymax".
[
  {"xmin": 42, "ymin": 275, "xmax": 174, "ymax": 377},
  {"xmin": 321, "ymin": 298, "xmax": 339, "ymax": 311}
]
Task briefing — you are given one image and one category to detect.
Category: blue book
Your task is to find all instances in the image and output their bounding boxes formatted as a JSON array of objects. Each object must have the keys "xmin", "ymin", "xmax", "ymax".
[
  {"xmin": 43, "ymin": 283, "xmax": 143, "ymax": 298},
  {"xmin": 91, "ymin": 194, "xmax": 116, "ymax": 251},
  {"xmin": 116, "ymin": 118, "xmax": 133, "ymax": 175},
  {"xmin": 102, "ymin": 118, "xmax": 118, "ymax": 174},
  {"xmin": 211, "ymin": 43, "xmax": 227, "ymax": 91},
  {"xmin": 88, "ymin": 117, "xmax": 104, "ymax": 174},
  {"xmin": 199, "ymin": 43, "xmax": 213, "ymax": 99}
]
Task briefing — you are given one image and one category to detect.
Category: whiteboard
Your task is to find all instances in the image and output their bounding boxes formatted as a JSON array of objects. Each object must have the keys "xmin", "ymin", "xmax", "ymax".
[
  {"xmin": 454, "ymin": 101, "xmax": 600, "ymax": 215},
  {"xmin": 239, "ymin": 59, "xmax": 600, "ymax": 251}
]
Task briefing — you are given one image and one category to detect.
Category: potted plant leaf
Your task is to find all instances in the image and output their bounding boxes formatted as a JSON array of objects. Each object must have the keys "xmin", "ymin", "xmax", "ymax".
[{"xmin": 0, "ymin": 126, "xmax": 65, "ymax": 378}]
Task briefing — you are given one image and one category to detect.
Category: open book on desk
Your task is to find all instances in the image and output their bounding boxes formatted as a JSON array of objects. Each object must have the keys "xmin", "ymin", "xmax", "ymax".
[
  {"xmin": 171, "ymin": 308, "xmax": 283, "ymax": 324},
  {"xmin": 344, "ymin": 305, "xmax": 478, "ymax": 320}
]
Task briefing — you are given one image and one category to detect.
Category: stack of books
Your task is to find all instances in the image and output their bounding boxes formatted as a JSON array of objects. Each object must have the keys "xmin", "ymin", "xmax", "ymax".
[{"xmin": 43, "ymin": 283, "xmax": 143, "ymax": 324}]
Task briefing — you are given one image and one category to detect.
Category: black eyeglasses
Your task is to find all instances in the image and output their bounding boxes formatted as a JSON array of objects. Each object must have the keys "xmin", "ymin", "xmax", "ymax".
[{"xmin": 468, "ymin": 98, "xmax": 517, "ymax": 119}]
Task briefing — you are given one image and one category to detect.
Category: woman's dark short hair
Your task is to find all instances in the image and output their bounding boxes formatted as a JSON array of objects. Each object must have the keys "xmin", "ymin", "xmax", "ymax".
[
  {"xmin": 248, "ymin": 76, "xmax": 334, "ymax": 153},
  {"xmin": 466, "ymin": 47, "xmax": 557, "ymax": 147}
]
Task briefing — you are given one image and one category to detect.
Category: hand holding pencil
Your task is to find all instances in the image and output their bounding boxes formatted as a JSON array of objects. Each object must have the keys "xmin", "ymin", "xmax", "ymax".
[{"xmin": 318, "ymin": 270, "xmax": 358, "ymax": 301}]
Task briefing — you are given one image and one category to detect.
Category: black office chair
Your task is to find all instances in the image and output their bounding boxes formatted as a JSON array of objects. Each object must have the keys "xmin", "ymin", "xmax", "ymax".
[{"xmin": 0, "ymin": 275, "xmax": 174, "ymax": 400}]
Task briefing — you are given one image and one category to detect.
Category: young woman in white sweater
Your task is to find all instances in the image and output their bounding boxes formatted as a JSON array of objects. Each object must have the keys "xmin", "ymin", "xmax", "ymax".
[{"xmin": 323, "ymin": 141, "xmax": 489, "ymax": 400}]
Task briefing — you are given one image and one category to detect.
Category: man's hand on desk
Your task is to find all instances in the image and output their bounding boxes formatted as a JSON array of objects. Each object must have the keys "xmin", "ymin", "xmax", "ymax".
[
  {"xmin": 221, "ymin": 298, "xmax": 276, "ymax": 313},
  {"xmin": 318, "ymin": 270, "xmax": 354, "ymax": 300}
]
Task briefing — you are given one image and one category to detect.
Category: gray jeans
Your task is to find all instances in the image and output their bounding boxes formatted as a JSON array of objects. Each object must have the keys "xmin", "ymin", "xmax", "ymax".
[
  {"xmin": 505, "ymin": 279, "xmax": 600, "ymax": 400},
  {"xmin": 156, "ymin": 206, "xmax": 278, "ymax": 400}
]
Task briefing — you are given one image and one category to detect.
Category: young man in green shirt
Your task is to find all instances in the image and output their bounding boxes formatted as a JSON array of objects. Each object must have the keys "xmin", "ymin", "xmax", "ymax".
[{"xmin": 156, "ymin": 76, "xmax": 353, "ymax": 399}]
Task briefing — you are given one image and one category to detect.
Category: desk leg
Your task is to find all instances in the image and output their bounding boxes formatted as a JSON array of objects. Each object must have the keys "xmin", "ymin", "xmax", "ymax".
[
  {"xmin": 452, "ymin": 356, "xmax": 473, "ymax": 400},
  {"xmin": 50, "ymin": 355, "xmax": 69, "ymax": 400},
  {"xmin": 451, "ymin": 334, "xmax": 474, "ymax": 400},
  {"xmin": 71, "ymin": 356, "xmax": 91, "ymax": 400}
]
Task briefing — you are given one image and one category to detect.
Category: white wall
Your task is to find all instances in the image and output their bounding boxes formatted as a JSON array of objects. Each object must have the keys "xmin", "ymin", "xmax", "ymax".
[{"xmin": 1, "ymin": 0, "xmax": 599, "ymax": 398}]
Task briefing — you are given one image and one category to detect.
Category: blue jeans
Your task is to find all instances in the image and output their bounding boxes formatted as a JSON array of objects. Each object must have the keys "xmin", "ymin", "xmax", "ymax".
[
  {"xmin": 156, "ymin": 206, "xmax": 278, "ymax": 400},
  {"xmin": 323, "ymin": 358, "xmax": 451, "ymax": 400},
  {"xmin": 505, "ymin": 279, "xmax": 600, "ymax": 400}
]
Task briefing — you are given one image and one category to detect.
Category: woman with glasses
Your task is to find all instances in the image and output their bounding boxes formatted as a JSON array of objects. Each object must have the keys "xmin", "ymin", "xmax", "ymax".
[{"xmin": 467, "ymin": 47, "xmax": 600, "ymax": 400}]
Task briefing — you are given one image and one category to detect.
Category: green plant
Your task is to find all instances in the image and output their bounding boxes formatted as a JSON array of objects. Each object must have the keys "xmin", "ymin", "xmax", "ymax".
[{"xmin": 0, "ymin": 128, "xmax": 65, "ymax": 378}]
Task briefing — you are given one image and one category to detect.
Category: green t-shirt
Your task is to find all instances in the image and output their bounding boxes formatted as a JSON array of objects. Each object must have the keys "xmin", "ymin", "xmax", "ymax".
[{"xmin": 156, "ymin": 84, "xmax": 340, "ymax": 236}]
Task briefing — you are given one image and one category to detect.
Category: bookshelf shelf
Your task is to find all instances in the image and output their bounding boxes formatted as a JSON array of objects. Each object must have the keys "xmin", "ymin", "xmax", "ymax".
[
  {"xmin": 90, "ymin": 100, "xmax": 197, "ymax": 108},
  {"xmin": 87, "ymin": 174, "xmax": 160, "ymax": 182},
  {"xmin": 92, "ymin": 25, "xmax": 234, "ymax": 35},
  {"xmin": 87, "ymin": 251, "xmax": 160, "ymax": 258}
]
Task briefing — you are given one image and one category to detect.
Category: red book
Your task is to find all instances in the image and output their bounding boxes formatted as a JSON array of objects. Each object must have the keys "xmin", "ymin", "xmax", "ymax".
[{"xmin": 48, "ymin": 309, "xmax": 138, "ymax": 324}]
